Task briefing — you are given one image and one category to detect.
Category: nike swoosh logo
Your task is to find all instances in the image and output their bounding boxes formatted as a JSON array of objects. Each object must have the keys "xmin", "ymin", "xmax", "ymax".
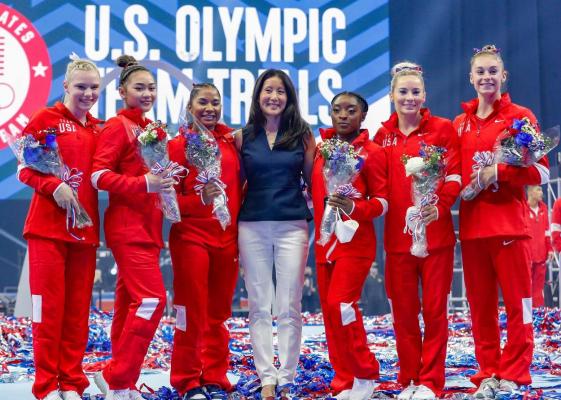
[
  {"xmin": 502, "ymin": 240, "xmax": 515, "ymax": 246},
  {"xmin": 495, "ymin": 119, "xmax": 504, "ymax": 123}
]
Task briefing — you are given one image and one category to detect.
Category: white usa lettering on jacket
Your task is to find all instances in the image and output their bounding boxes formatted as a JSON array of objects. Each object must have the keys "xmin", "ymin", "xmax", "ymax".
[{"xmin": 58, "ymin": 119, "xmax": 77, "ymax": 133}]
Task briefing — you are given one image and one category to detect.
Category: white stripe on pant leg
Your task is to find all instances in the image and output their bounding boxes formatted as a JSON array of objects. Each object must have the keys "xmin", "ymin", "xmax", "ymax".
[
  {"xmin": 522, "ymin": 297, "xmax": 532, "ymax": 324},
  {"xmin": 340, "ymin": 302, "xmax": 357, "ymax": 326},
  {"xmin": 388, "ymin": 298, "xmax": 394, "ymax": 323},
  {"xmin": 174, "ymin": 305, "xmax": 186, "ymax": 331},
  {"xmin": 32, "ymin": 294, "xmax": 42, "ymax": 323},
  {"xmin": 136, "ymin": 298, "xmax": 159, "ymax": 320}
]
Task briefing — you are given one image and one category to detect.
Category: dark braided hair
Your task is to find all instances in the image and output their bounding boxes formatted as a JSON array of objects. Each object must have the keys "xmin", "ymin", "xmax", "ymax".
[
  {"xmin": 188, "ymin": 82, "xmax": 221, "ymax": 107},
  {"xmin": 116, "ymin": 55, "xmax": 152, "ymax": 87}
]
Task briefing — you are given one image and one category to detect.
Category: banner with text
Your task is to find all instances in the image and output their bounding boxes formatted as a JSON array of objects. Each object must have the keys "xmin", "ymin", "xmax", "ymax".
[{"xmin": 0, "ymin": 1, "xmax": 389, "ymax": 198}]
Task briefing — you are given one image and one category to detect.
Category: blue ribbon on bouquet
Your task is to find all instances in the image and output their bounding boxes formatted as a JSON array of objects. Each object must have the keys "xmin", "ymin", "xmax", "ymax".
[
  {"xmin": 335, "ymin": 183, "xmax": 362, "ymax": 199},
  {"xmin": 150, "ymin": 160, "xmax": 188, "ymax": 182},
  {"xmin": 403, "ymin": 192, "xmax": 439, "ymax": 242},
  {"xmin": 60, "ymin": 165, "xmax": 86, "ymax": 241},
  {"xmin": 472, "ymin": 151, "xmax": 498, "ymax": 192},
  {"xmin": 193, "ymin": 169, "xmax": 228, "ymax": 208}
]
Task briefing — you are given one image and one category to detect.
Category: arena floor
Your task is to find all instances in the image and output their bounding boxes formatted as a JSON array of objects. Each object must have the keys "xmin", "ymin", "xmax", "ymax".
[{"xmin": 1, "ymin": 309, "xmax": 560, "ymax": 399}]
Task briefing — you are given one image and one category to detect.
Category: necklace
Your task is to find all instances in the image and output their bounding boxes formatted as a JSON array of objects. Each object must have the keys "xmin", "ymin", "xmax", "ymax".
[{"xmin": 266, "ymin": 130, "xmax": 277, "ymax": 149}]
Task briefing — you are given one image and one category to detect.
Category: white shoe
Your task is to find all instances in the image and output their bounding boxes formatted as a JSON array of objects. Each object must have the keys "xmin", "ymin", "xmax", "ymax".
[
  {"xmin": 411, "ymin": 385, "xmax": 436, "ymax": 400},
  {"xmin": 106, "ymin": 389, "xmax": 131, "ymax": 400},
  {"xmin": 397, "ymin": 383, "xmax": 417, "ymax": 400},
  {"xmin": 129, "ymin": 389, "xmax": 145, "ymax": 400},
  {"xmin": 61, "ymin": 391, "xmax": 82, "ymax": 400},
  {"xmin": 42, "ymin": 391, "xmax": 63, "ymax": 400},
  {"xmin": 94, "ymin": 371, "xmax": 109, "ymax": 395},
  {"xmin": 474, "ymin": 377, "xmax": 499, "ymax": 399},
  {"xmin": 498, "ymin": 379, "xmax": 518, "ymax": 394},
  {"xmin": 349, "ymin": 378, "xmax": 379, "ymax": 400},
  {"xmin": 334, "ymin": 389, "xmax": 352, "ymax": 400}
]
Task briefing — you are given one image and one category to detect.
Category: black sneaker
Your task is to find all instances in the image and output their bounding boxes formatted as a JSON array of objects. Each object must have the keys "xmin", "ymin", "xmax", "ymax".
[
  {"xmin": 205, "ymin": 385, "xmax": 228, "ymax": 400},
  {"xmin": 183, "ymin": 387, "xmax": 208, "ymax": 400}
]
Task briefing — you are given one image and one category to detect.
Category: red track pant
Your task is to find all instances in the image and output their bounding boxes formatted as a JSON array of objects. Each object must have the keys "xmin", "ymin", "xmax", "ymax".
[
  {"xmin": 169, "ymin": 238, "xmax": 239, "ymax": 395},
  {"xmin": 317, "ymin": 258, "xmax": 380, "ymax": 393},
  {"xmin": 531, "ymin": 261, "xmax": 547, "ymax": 307},
  {"xmin": 462, "ymin": 238, "xmax": 533, "ymax": 386},
  {"xmin": 384, "ymin": 247, "xmax": 454, "ymax": 395},
  {"xmin": 103, "ymin": 244, "xmax": 166, "ymax": 390},
  {"xmin": 28, "ymin": 237, "xmax": 96, "ymax": 399}
]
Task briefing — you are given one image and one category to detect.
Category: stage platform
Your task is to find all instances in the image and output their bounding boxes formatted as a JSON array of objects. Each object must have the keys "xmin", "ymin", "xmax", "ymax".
[{"xmin": 1, "ymin": 309, "xmax": 560, "ymax": 399}]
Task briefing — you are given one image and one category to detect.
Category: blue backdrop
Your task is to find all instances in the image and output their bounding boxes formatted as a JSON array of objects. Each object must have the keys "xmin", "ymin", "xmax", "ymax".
[
  {"xmin": 1, "ymin": 0, "xmax": 561, "ymax": 289},
  {"xmin": 0, "ymin": 0, "xmax": 390, "ymax": 199}
]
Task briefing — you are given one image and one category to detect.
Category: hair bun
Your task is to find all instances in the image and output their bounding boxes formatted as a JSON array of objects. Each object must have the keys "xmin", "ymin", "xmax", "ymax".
[
  {"xmin": 473, "ymin": 44, "xmax": 501, "ymax": 56},
  {"xmin": 391, "ymin": 61, "xmax": 423, "ymax": 77},
  {"xmin": 116, "ymin": 54, "xmax": 138, "ymax": 69}
]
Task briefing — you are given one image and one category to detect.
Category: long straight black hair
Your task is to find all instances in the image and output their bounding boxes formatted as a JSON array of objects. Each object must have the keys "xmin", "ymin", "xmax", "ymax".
[{"xmin": 246, "ymin": 69, "xmax": 310, "ymax": 150}]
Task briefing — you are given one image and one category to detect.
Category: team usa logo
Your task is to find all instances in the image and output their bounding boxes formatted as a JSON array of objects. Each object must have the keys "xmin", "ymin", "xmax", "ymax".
[
  {"xmin": 58, "ymin": 119, "xmax": 77, "ymax": 134},
  {"xmin": 0, "ymin": 4, "xmax": 51, "ymax": 150},
  {"xmin": 381, "ymin": 133, "xmax": 398, "ymax": 147}
]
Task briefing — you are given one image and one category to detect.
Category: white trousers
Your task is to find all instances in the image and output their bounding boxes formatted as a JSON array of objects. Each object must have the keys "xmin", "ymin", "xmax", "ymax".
[{"xmin": 239, "ymin": 220, "xmax": 309, "ymax": 386}]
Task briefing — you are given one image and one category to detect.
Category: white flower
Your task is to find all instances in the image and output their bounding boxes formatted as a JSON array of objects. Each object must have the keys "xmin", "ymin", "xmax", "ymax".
[
  {"xmin": 405, "ymin": 157, "xmax": 426, "ymax": 177},
  {"xmin": 137, "ymin": 129, "xmax": 157, "ymax": 145}
]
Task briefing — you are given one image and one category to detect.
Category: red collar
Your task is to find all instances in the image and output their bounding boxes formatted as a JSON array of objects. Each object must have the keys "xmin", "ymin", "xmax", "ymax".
[
  {"xmin": 182, "ymin": 123, "xmax": 235, "ymax": 143},
  {"xmin": 54, "ymin": 102, "xmax": 103, "ymax": 129},
  {"xmin": 319, "ymin": 127, "xmax": 370, "ymax": 147},
  {"xmin": 381, "ymin": 108, "xmax": 431, "ymax": 137},
  {"xmin": 461, "ymin": 93, "xmax": 512, "ymax": 118},
  {"xmin": 118, "ymin": 108, "xmax": 152, "ymax": 128},
  {"xmin": 213, "ymin": 123, "xmax": 235, "ymax": 142}
]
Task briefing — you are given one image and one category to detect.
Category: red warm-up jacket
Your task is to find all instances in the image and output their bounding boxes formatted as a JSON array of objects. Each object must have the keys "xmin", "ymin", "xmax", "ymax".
[
  {"xmin": 374, "ymin": 109, "xmax": 461, "ymax": 254},
  {"xmin": 312, "ymin": 128, "xmax": 388, "ymax": 264},
  {"xmin": 19, "ymin": 102, "xmax": 101, "ymax": 245},
  {"xmin": 453, "ymin": 93, "xmax": 550, "ymax": 240},
  {"xmin": 91, "ymin": 108, "xmax": 163, "ymax": 248},
  {"xmin": 528, "ymin": 201, "xmax": 552, "ymax": 263},
  {"xmin": 551, "ymin": 198, "xmax": 561, "ymax": 252},
  {"xmin": 167, "ymin": 123, "xmax": 242, "ymax": 247}
]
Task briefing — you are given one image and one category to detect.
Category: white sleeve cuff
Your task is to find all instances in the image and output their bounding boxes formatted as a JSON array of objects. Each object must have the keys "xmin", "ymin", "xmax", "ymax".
[
  {"xmin": 444, "ymin": 174, "xmax": 462, "ymax": 185},
  {"xmin": 375, "ymin": 197, "xmax": 388, "ymax": 216},
  {"xmin": 91, "ymin": 169, "xmax": 110, "ymax": 190},
  {"xmin": 534, "ymin": 163, "xmax": 550, "ymax": 184},
  {"xmin": 16, "ymin": 165, "xmax": 27, "ymax": 182}
]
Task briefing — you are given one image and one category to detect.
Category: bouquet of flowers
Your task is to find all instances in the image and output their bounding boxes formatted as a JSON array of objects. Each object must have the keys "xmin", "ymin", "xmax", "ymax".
[
  {"xmin": 317, "ymin": 138, "xmax": 365, "ymax": 246},
  {"xmin": 179, "ymin": 112, "xmax": 231, "ymax": 230},
  {"xmin": 401, "ymin": 142, "xmax": 447, "ymax": 258},
  {"xmin": 11, "ymin": 128, "xmax": 93, "ymax": 239},
  {"xmin": 461, "ymin": 118, "xmax": 560, "ymax": 201},
  {"xmin": 137, "ymin": 120, "xmax": 187, "ymax": 223}
]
